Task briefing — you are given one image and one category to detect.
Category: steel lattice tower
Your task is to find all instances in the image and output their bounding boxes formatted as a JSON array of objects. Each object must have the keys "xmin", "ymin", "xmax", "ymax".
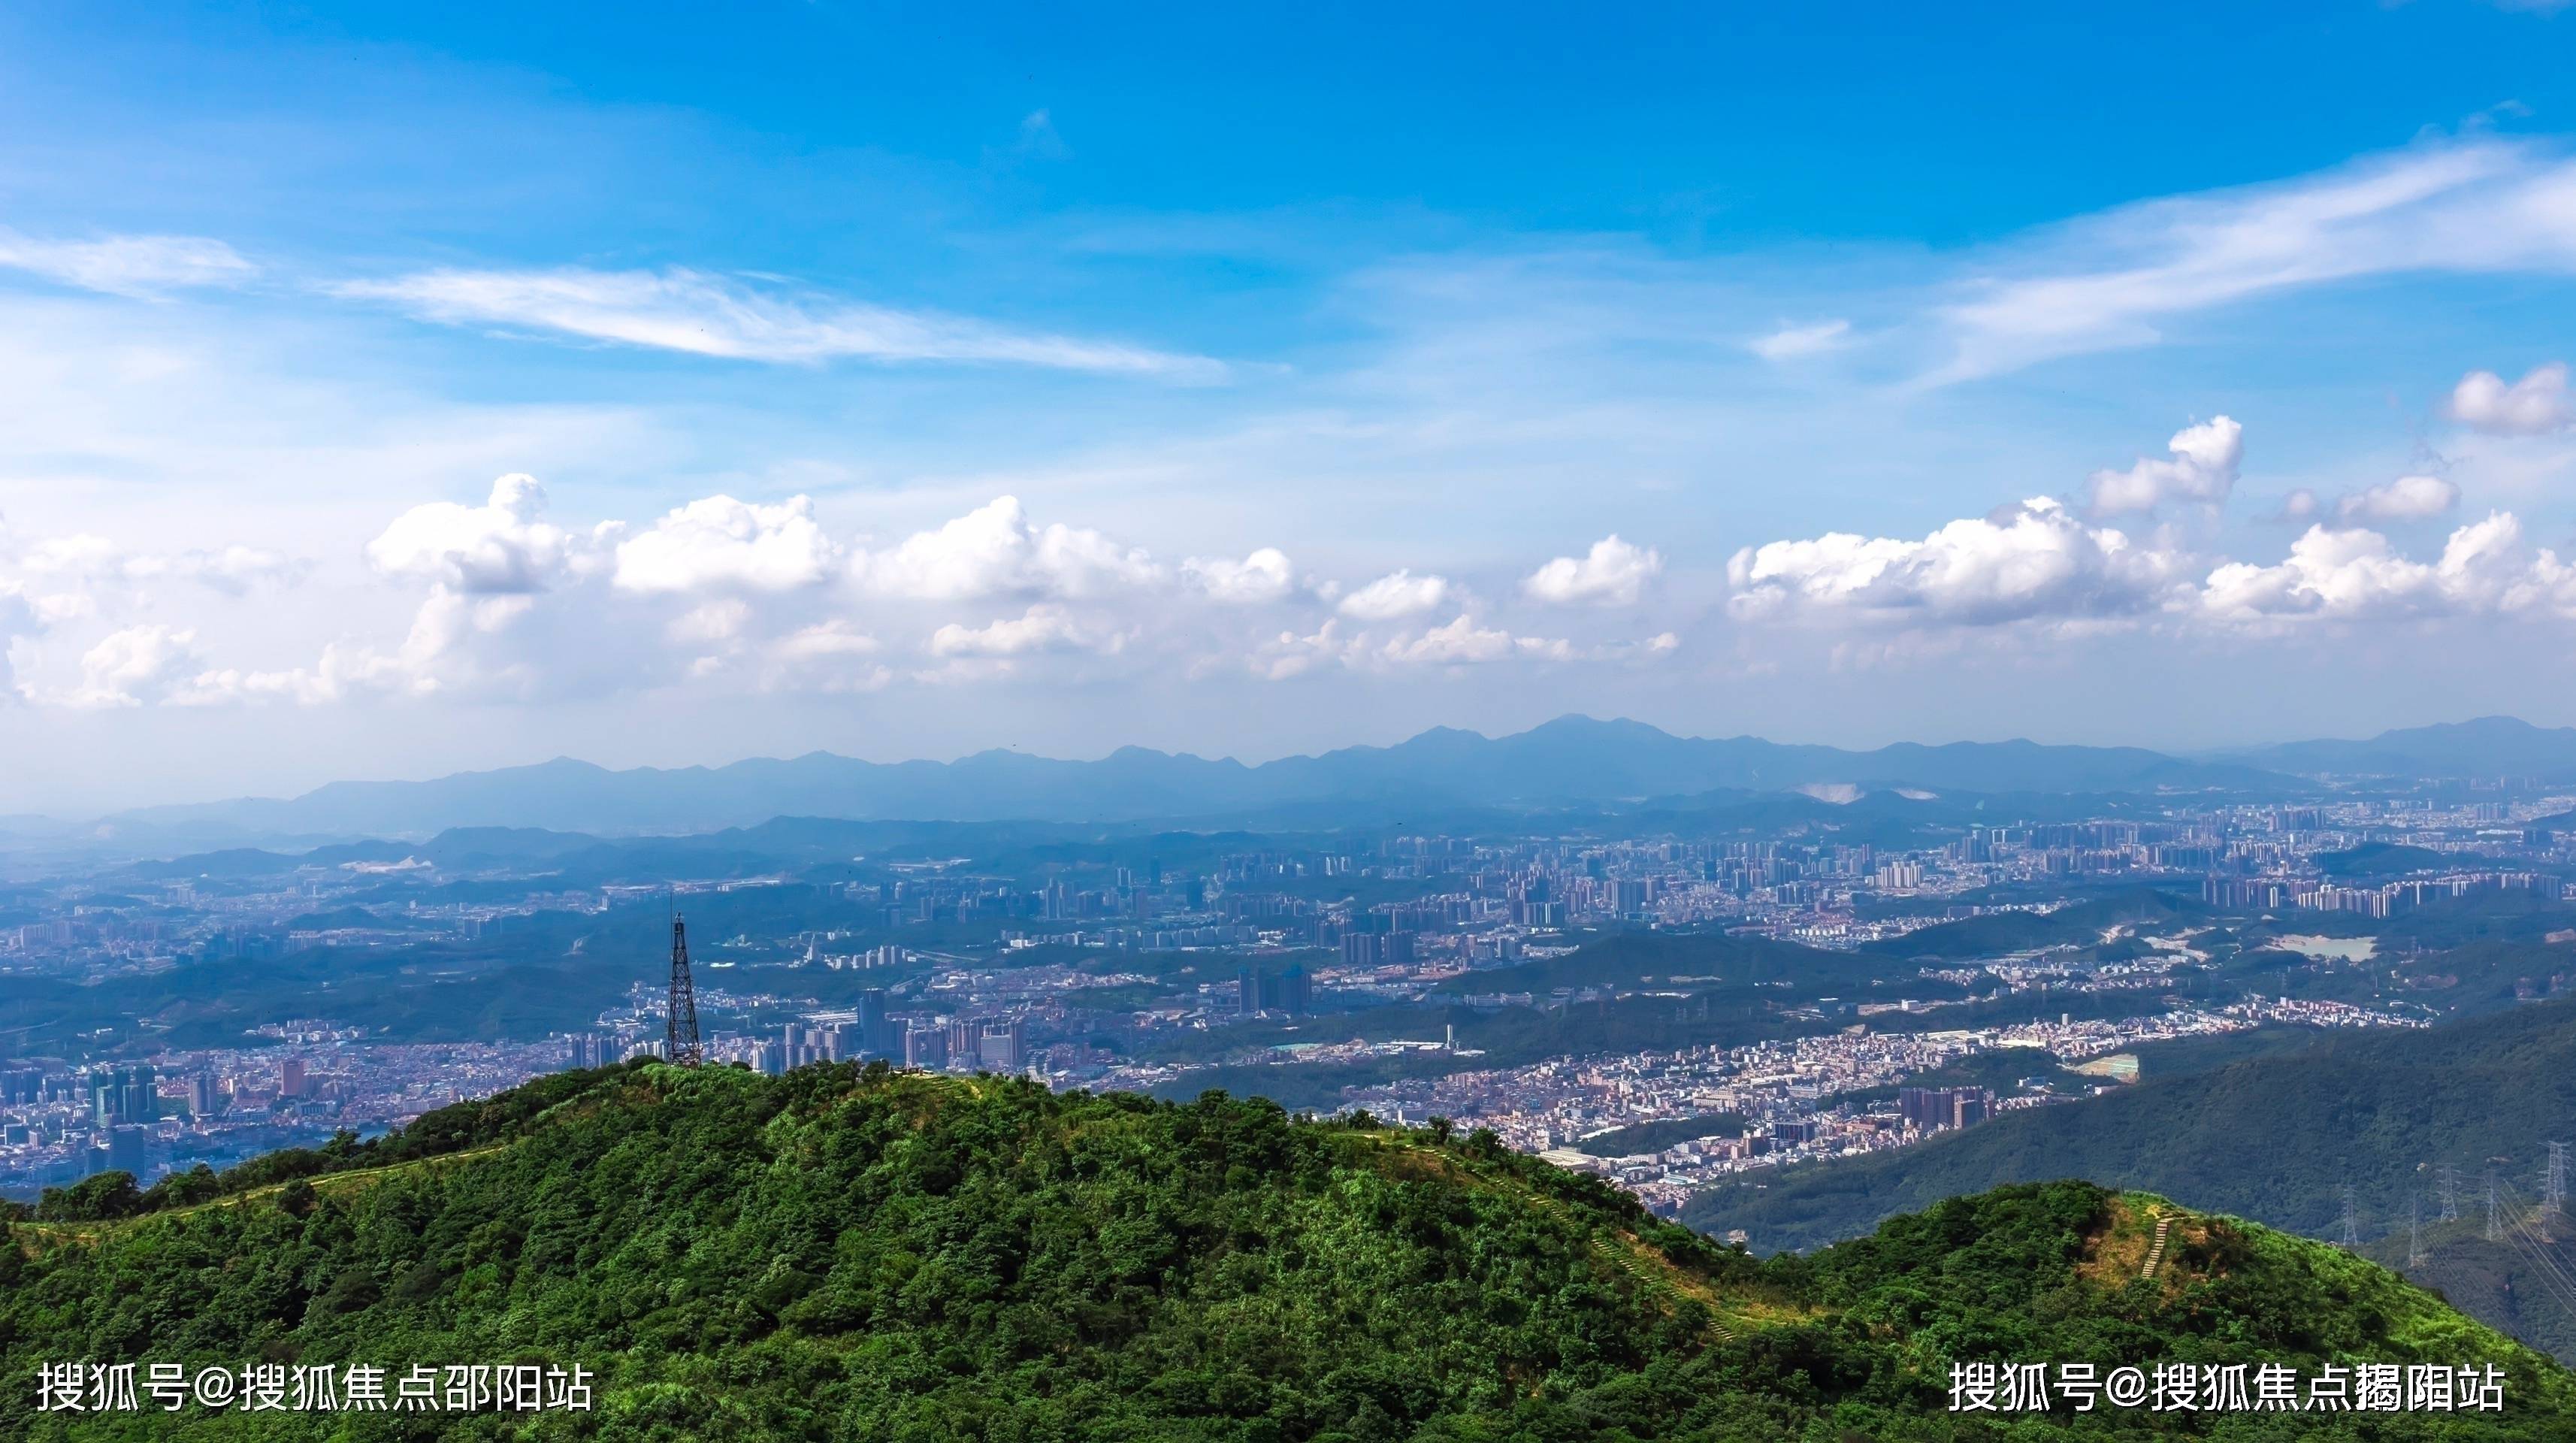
[
  {"xmin": 2408, "ymin": 1192, "xmax": 2426, "ymax": 1269},
  {"xmin": 2338, "ymin": 1186, "xmax": 2360, "ymax": 1249},
  {"xmin": 2438, "ymin": 1163, "xmax": 2462, "ymax": 1223},
  {"xmin": 2547, "ymin": 1142, "xmax": 2569, "ymax": 1218},
  {"xmin": 667, "ymin": 913, "xmax": 702, "ymax": 1066}
]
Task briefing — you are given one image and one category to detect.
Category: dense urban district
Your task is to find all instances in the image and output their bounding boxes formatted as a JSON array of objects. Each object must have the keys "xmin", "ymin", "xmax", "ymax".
[
  {"xmin": 16, "ymin": 717, "xmax": 2576, "ymax": 1365},
  {"xmin": 0, "ymin": 756, "xmax": 2556, "ymax": 1161}
]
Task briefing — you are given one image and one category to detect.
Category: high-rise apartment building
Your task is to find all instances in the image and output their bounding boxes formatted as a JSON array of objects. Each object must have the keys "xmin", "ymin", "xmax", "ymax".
[{"xmin": 904, "ymin": 1028, "xmax": 950, "ymax": 1070}]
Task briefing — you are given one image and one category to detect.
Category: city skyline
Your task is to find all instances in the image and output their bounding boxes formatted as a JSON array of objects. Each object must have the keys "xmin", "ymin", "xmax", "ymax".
[{"xmin": 11, "ymin": 5, "xmax": 2576, "ymax": 807}]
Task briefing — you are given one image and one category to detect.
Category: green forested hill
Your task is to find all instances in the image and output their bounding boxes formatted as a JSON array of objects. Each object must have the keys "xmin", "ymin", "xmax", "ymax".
[
  {"xmin": 2318, "ymin": 843, "xmax": 2452, "ymax": 879},
  {"xmin": 2364, "ymin": 1229, "xmax": 2576, "ymax": 1372},
  {"xmin": 1859, "ymin": 888, "xmax": 2203, "ymax": 960},
  {"xmin": 1683, "ymin": 998, "xmax": 2576, "ymax": 1267},
  {"xmin": 4, "ymin": 1062, "xmax": 2573, "ymax": 1440}
]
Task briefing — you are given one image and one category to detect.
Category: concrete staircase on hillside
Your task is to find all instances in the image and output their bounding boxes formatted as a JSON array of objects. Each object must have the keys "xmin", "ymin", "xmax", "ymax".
[{"xmin": 2141, "ymin": 1212, "xmax": 2175, "ymax": 1281}]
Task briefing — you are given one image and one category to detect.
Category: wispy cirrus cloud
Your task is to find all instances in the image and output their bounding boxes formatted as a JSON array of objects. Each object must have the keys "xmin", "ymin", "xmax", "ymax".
[
  {"xmin": 331, "ymin": 265, "xmax": 1229, "ymax": 380},
  {"xmin": 1748, "ymin": 318, "xmax": 1850, "ymax": 362},
  {"xmin": 0, "ymin": 228, "xmax": 255, "ymax": 298},
  {"xmin": 1929, "ymin": 139, "xmax": 2576, "ymax": 383}
]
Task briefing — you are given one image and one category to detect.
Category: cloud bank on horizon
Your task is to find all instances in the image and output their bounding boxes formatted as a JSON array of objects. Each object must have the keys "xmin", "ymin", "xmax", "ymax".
[{"xmin": 6, "ymin": 4, "xmax": 2576, "ymax": 805}]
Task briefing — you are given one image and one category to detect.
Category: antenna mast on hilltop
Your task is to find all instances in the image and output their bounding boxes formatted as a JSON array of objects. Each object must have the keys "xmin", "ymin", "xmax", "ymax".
[{"xmin": 667, "ymin": 908, "xmax": 702, "ymax": 1067}]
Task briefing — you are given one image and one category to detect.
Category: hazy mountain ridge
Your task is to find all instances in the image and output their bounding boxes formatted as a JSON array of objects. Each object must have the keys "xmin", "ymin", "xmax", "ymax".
[
  {"xmin": 23, "ymin": 712, "xmax": 2565, "ymax": 848},
  {"xmin": 84, "ymin": 714, "xmax": 2312, "ymax": 843},
  {"xmin": 2230, "ymin": 716, "xmax": 2576, "ymax": 779}
]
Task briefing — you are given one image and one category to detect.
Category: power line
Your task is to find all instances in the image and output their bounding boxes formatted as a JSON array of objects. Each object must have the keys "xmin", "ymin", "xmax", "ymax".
[
  {"xmin": 2489, "ymin": 1179, "xmax": 2576, "ymax": 1323},
  {"xmin": 2487, "ymin": 1175, "xmax": 2502, "ymax": 1245}
]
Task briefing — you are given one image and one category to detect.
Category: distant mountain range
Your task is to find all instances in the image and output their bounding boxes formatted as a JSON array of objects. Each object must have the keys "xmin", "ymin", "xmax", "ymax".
[
  {"xmin": 77, "ymin": 715, "xmax": 2293, "ymax": 843},
  {"xmin": 23, "ymin": 713, "xmax": 2576, "ymax": 846},
  {"xmin": 2225, "ymin": 715, "xmax": 2576, "ymax": 778}
]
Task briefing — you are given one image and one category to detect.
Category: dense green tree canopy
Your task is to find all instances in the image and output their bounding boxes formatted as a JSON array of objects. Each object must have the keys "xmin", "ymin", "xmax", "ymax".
[{"xmin": 2, "ymin": 1061, "xmax": 2569, "ymax": 1440}]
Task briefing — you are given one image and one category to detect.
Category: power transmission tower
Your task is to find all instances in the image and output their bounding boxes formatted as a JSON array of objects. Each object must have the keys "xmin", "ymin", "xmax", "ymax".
[
  {"xmin": 2408, "ymin": 1191, "xmax": 2426, "ymax": 1269},
  {"xmin": 2487, "ymin": 1175, "xmax": 2502, "ymax": 1244},
  {"xmin": 2339, "ymin": 1186, "xmax": 2360, "ymax": 1249},
  {"xmin": 2439, "ymin": 1163, "xmax": 2462, "ymax": 1223},
  {"xmin": 2547, "ymin": 1142, "xmax": 2570, "ymax": 1218},
  {"xmin": 667, "ymin": 912, "xmax": 702, "ymax": 1067}
]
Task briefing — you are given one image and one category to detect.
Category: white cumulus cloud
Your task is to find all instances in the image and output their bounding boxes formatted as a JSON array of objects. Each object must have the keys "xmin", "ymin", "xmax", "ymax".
[
  {"xmin": 612, "ymin": 494, "xmax": 836, "ymax": 594},
  {"xmin": 2088, "ymin": 416, "xmax": 2243, "ymax": 513},
  {"xmin": 2448, "ymin": 362, "xmax": 2574, "ymax": 437},
  {"xmin": 1337, "ymin": 569, "xmax": 1451, "ymax": 621},
  {"xmin": 1182, "ymin": 547, "xmax": 1296, "ymax": 604},
  {"xmin": 186, "ymin": 644, "xmax": 419, "ymax": 709},
  {"xmin": 1253, "ymin": 622, "xmax": 1353, "ymax": 680},
  {"xmin": 927, "ymin": 604, "xmax": 1114, "ymax": 658},
  {"xmin": 2200, "ymin": 512, "xmax": 2576, "ymax": 624},
  {"xmin": 365, "ymin": 475, "xmax": 585, "ymax": 594},
  {"xmin": 1522, "ymin": 534, "xmax": 1663, "ymax": 606},
  {"xmin": 62, "ymin": 625, "xmax": 214, "ymax": 708},
  {"xmin": 1729, "ymin": 497, "xmax": 2189, "ymax": 628},
  {"xmin": 1377, "ymin": 616, "xmax": 1573, "ymax": 666},
  {"xmin": 2274, "ymin": 489, "xmax": 2324, "ymax": 524},
  {"xmin": 856, "ymin": 497, "xmax": 1163, "ymax": 601},
  {"xmin": 2337, "ymin": 474, "xmax": 2460, "ymax": 523}
]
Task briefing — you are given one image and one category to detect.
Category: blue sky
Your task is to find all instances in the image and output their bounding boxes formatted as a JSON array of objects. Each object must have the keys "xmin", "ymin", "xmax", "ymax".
[{"xmin": 5, "ymin": 2, "xmax": 2576, "ymax": 809}]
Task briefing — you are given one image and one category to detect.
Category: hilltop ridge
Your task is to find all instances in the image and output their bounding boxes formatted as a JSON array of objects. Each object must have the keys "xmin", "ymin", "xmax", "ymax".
[{"xmin": 7, "ymin": 1062, "xmax": 2572, "ymax": 1438}]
